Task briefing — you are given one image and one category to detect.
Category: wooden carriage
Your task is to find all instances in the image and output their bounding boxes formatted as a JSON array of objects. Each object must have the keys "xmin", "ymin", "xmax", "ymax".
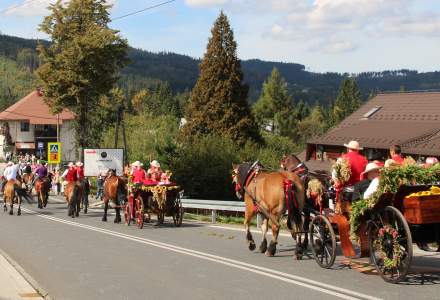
[
  {"xmin": 124, "ymin": 183, "xmax": 184, "ymax": 229},
  {"xmin": 309, "ymin": 184, "xmax": 440, "ymax": 283}
]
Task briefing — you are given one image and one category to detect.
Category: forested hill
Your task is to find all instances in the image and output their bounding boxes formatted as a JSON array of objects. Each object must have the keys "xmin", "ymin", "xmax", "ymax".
[{"xmin": 2, "ymin": 33, "xmax": 440, "ymax": 106}]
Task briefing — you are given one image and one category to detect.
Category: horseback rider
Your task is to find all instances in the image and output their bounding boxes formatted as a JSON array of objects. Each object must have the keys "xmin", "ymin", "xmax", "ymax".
[
  {"xmin": 32, "ymin": 161, "xmax": 49, "ymax": 187},
  {"xmin": 62, "ymin": 162, "xmax": 78, "ymax": 183},
  {"xmin": 2, "ymin": 161, "xmax": 17, "ymax": 192}
]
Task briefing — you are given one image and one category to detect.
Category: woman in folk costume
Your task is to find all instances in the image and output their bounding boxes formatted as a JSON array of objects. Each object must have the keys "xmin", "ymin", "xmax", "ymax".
[
  {"xmin": 131, "ymin": 161, "xmax": 146, "ymax": 184},
  {"xmin": 147, "ymin": 160, "xmax": 163, "ymax": 182}
]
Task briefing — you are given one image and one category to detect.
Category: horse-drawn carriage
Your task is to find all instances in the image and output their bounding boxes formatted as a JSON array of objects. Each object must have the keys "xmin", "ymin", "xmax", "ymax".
[
  {"xmin": 124, "ymin": 183, "xmax": 184, "ymax": 228},
  {"xmin": 309, "ymin": 184, "xmax": 440, "ymax": 283}
]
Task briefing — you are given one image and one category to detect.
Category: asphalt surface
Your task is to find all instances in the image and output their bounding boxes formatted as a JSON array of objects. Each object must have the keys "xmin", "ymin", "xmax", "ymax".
[{"xmin": 0, "ymin": 200, "xmax": 439, "ymax": 300}]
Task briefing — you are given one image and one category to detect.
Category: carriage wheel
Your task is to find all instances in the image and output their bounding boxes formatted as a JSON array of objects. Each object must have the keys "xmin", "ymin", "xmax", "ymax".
[
  {"xmin": 124, "ymin": 204, "xmax": 132, "ymax": 226},
  {"xmin": 369, "ymin": 206, "xmax": 412, "ymax": 283},
  {"xmin": 309, "ymin": 215, "xmax": 336, "ymax": 269},
  {"xmin": 172, "ymin": 194, "xmax": 184, "ymax": 227}
]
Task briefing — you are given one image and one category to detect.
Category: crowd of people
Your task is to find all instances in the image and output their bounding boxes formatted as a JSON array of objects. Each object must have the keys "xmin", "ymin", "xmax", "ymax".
[{"xmin": 332, "ymin": 140, "xmax": 439, "ymax": 202}]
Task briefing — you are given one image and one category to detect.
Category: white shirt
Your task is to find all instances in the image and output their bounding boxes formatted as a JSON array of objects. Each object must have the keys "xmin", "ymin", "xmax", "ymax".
[
  {"xmin": 4, "ymin": 164, "xmax": 19, "ymax": 181},
  {"xmin": 61, "ymin": 169, "xmax": 68, "ymax": 179},
  {"xmin": 363, "ymin": 177, "xmax": 379, "ymax": 199}
]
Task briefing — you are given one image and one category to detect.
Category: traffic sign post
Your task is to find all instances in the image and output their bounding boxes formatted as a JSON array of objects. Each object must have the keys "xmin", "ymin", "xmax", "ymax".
[{"xmin": 48, "ymin": 142, "xmax": 62, "ymax": 164}]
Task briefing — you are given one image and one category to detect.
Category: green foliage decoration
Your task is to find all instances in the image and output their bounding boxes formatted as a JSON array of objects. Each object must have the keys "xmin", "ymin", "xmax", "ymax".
[{"xmin": 350, "ymin": 164, "xmax": 440, "ymax": 236}]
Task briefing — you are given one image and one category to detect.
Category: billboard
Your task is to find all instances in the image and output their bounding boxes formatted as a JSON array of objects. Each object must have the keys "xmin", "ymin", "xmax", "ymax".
[{"xmin": 84, "ymin": 148, "xmax": 124, "ymax": 177}]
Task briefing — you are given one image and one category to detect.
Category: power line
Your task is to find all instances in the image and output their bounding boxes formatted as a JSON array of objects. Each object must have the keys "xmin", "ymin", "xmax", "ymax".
[
  {"xmin": 0, "ymin": 0, "xmax": 42, "ymax": 15},
  {"xmin": 111, "ymin": 0, "xmax": 176, "ymax": 22}
]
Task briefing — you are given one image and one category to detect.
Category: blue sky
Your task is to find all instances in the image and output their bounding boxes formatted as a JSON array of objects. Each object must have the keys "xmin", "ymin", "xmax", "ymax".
[{"xmin": 1, "ymin": 0, "xmax": 440, "ymax": 73}]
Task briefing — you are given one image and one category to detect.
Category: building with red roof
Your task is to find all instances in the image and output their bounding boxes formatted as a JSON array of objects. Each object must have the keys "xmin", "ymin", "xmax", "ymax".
[{"xmin": 0, "ymin": 89, "xmax": 76, "ymax": 161}]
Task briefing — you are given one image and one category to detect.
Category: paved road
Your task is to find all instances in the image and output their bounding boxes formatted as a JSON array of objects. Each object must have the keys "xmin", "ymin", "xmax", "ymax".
[{"xmin": 0, "ymin": 201, "xmax": 439, "ymax": 300}]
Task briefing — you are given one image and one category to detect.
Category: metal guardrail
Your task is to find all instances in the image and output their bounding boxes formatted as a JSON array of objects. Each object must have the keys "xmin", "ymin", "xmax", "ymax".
[{"xmin": 181, "ymin": 198, "xmax": 262, "ymax": 226}]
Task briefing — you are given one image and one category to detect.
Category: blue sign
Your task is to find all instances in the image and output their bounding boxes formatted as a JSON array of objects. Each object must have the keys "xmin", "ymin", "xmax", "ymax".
[{"xmin": 37, "ymin": 142, "xmax": 44, "ymax": 149}]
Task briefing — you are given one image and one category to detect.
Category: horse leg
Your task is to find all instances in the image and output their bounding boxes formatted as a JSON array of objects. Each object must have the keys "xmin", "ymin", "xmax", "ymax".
[
  {"xmin": 43, "ymin": 191, "xmax": 48, "ymax": 208},
  {"xmin": 102, "ymin": 200, "xmax": 108, "ymax": 222},
  {"xmin": 259, "ymin": 217, "xmax": 268, "ymax": 253},
  {"xmin": 114, "ymin": 205, "xmax": 121, "ymax": 223},
  {"xmin": 244, "ymin": 205, "xmax": 256, "ymax": 251},
  {"xmin": 17, "ymin": 195, "xmax": 21, "ymax": 216},
  {"xmin": 9, "ymin": 195, "xmax": 13, "ymax": 215},
  {"xmin": 75, "ymin": 195, "xmax": 80, "ymax": 217},
  {"xmin": 266, "ymin": 221, "xmax": 280, "ymax": 257}
]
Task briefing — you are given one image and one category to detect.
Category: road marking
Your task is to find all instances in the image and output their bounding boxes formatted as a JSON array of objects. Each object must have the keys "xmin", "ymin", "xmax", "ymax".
[{"xmin": 22, "ymin": 208, "xmax": 381, "ymax": 300}]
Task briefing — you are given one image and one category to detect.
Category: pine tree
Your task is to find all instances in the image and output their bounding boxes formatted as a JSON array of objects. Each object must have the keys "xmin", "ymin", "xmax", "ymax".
[
  {"xmin": 331, "ymin": 78, "xmax": 362, "ymax": 125},
  {"xmin": 37, "ymin": 0, "xmax": 128, "ymax": 156},
  {"xmin": 253, "ymin": 67, "xmax": 294, "ymax": 135},
  {"xmin": 183, "ymin": 12, "xmax": 260, "ymax": 144}
]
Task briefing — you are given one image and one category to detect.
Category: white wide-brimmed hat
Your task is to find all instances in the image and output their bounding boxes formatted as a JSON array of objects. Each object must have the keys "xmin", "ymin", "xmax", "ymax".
[
  {"xmin": 132, "ymin": 161, "xmax": 143, "ymax": 167},
  {"xmin": 362, "ymin": 162, "xmax": 381, "ymax": 175},
  {"xmin": 76, "ymin": 162, "xmax": 83, "ymax": 167},
  {"xmin": 68, "ymin": 162, "xmax": 74, "ymax": 167},
  {"xmin": 150, "ymin": 160, "xmax": 160, "ymax": 168},
  {"xmin": 344, "ymin": 140, "xmax": 363, "ymax": 151}
]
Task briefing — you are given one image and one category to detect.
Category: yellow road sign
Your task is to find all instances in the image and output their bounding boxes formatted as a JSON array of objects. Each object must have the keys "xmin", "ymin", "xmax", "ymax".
[{"xmin": 48, "ymin": 142, "xmax": 62, "ymax": 164}]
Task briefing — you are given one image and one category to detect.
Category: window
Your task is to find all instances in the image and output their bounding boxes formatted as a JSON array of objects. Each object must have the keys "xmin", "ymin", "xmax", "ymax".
[
  {"xmin": 362, "ymin": 106, "xmax": 382, "ymax": 119},
  {"xmin": 20, "ymin": 121, "xmax": 30, "ymax": 132}
]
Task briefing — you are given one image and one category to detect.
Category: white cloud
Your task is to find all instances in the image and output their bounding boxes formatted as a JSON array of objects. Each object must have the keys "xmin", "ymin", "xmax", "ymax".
[
  {"xmin": 184, "ymin": 0, "xmax": 229, "ymax": 7},
  {"xmin": 260, "ymin": 0, "xmax": 440, "ymax": 54}
]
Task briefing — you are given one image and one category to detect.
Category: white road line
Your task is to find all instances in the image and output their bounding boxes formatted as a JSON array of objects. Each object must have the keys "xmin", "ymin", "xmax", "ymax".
[{"xmin": 22, "ymin": 208, "xmax": 381, "ymax": 300}]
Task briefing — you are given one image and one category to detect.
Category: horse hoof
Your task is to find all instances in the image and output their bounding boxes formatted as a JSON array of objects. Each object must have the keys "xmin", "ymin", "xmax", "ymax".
[
  {"xmin": 265, "ymin": 251, "xmax": 274, "ymax": 257},
  {"xmin": 114, "ymin": 219, "xmax": 121, "ymax": 224},
  {"xmin": 266, "ymin": 242, "xmax": 277, "ymax": 256},
  {"xmin": 75, "ymin": 213, "xmax": 79, "ymax": 217},
  {"xmin": 17, "ymin": 209, "xmax": 21, "ymax": 216},
  {"xmin": 102, "ymin": 217, "xmax": 107, "ymax": 222},
  {"xmin": 248, "ymin": 241, "xmax": 256, "ymax": 251},
  {"xmin": 84, "ymin": 208, "xmax": 87, "ymax": 214},
  {"xmin": 259, "ymin": 240, "xmax": 268, "ymax": 253},
  {"xmin": 9, "ymin": 210, "xmax": 13, "ymax": 215}
]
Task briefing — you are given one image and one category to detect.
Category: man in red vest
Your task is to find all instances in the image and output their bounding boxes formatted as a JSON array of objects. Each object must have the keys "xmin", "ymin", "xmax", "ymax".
[
  {"xmin": 341, "ymin": 140, "xmax": 368, "ymax": 186},
  {"xmin": 63, "ymin": 162, "xmax": 78, "ymax": 183}
]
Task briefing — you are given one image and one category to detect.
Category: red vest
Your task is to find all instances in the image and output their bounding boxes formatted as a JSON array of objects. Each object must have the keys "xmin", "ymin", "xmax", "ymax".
[
  {"xmin": 66, "ymin": 168, "xmax": 78, "ymax": 182},
  {"xmin": 77, "ymin": 167, "xmax": 85, "ymax": 180},
  {"xmin": 342, "ymin": 151, "xmax": 368, "ymax": 186},
  {"xmin": 132, "ymin": 168, "xmax": 146, "ymax": 183}
]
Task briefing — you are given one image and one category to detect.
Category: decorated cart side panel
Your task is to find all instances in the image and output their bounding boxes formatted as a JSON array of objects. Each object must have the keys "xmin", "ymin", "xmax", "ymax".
[{"xmin": 84, "ymin": 148, "xmax": 124, "ymax": 177}]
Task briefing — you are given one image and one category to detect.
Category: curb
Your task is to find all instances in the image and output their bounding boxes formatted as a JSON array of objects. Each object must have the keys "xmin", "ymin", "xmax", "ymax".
[{"xmin": 0, "ymin": 248, "xmax": 53, "ymax": 300}]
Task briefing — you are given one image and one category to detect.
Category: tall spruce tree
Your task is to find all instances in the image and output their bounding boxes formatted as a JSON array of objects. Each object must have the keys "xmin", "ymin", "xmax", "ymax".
[
  {"xmin": 331, "ymin": 78, "xmax": 362, "ymax": 125},
  {"xmin": 37, "ymin": 0, "xmax": 128, "ymax": 156},
  {"xmin": 253, "ymin": 67, "xmax": 294, "ymax": 135},
  {"xmin": 183, "ymin": 12, "xmax": 260, "ymax": 144}
]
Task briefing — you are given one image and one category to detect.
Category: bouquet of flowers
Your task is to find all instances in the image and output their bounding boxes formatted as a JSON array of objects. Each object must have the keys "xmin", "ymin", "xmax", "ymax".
[{"xmin": 333, "ymin": 158, "xmax": 351, "ymax": 185}]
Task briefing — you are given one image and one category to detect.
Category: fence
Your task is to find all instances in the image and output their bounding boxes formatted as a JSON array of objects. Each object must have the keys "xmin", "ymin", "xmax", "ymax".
[{"xmin": 181, "ymin": 198, "xmax": 262, "ymax": 227}]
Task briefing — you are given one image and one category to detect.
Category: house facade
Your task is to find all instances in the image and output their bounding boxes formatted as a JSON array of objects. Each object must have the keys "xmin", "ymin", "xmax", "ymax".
[
  {"xmin": 0, "ymin": 89, "xmax": 76, "ymax": 162},
  {"xmin": 306, "ymin": 91, "xmax": 440, "ymax": 165}
]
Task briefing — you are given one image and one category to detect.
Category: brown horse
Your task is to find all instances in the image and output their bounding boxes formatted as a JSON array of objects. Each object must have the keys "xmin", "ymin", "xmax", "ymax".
[
  {"xmin": 35, "ymin": 177, "xmax": 51, "ymax": 209},
  {"xmin": 3, "ymin": 178, "xmax": 23, "ymax": 215},
  {"xmin": 64, "ymin": 181, "xmax": 82, "ymax": 218},
  {"xmin": 102, "ymin": 170, "xmax": 127, "ymax": 223},
  {"xmin": 232, "ymin": 162, "xmax": 305, "ymax": 258}
]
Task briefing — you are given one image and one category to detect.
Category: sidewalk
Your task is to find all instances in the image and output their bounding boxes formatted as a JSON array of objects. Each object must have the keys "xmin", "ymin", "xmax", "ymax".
[{"xmin": 0, "ymin": 251, "xmax": 45, "ymax": 300}]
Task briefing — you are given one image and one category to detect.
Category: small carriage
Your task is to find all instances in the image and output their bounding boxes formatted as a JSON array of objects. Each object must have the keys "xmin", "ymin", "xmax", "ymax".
[
  {"xmin": 124, "ymin": 182, "xmax": 184, "ymax": 229},
  {"xmin": 309, "ymin": 184, "xmax": 440, "ymax": 283}
]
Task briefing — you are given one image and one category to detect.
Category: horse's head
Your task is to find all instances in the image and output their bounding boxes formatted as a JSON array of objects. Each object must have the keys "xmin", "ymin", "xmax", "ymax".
[
  {"xmin": 281, "ymin": 154, "xmax": 308, "ymax": 175},
  {"xmin": 231, "ymin": 163, "xmax": 253, "ymax": 200}
]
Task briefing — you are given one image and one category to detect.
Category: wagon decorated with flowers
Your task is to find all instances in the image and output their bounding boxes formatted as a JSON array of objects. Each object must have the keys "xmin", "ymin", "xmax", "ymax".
[
  {"xmin": 309, "ymin": 163, "xmax": 440, "ymax": 283},
  {"xmin": 124, "ymin": 179, "xmax": 184, "ymax": 229}
]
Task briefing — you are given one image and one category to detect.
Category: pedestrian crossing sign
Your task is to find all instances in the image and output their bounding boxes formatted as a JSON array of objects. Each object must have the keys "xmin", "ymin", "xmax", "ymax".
[{"xmin": 48, "ymin": 142, "xmax": 61, "ymax": 164}]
